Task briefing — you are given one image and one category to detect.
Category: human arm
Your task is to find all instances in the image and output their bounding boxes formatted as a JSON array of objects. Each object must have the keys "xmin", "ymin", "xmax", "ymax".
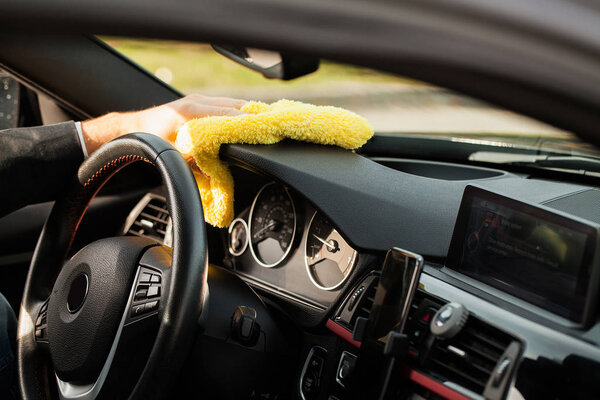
[
  {"xmin": 0, "ymin": 95, "xmax": 246, "ymax": 216},
  {"xmin": 80, "ymin": 95, "xmax": 246, "ymax": 154}
]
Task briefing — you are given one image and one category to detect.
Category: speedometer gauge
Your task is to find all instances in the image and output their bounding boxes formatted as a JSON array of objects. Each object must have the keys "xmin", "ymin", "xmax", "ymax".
[
  {"xmin": 249, "ymin": 183, "xmax": 297, "ymax": 268},
  {"xmin": 305, "ymin": 211, "xmax": 357, "ymax": 291}
]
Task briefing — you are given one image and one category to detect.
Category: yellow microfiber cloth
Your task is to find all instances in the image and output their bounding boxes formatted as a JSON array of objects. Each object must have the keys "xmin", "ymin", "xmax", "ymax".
[{"xmin": 175, "ymin": 99, "xmax": 374, "ymax": 227}]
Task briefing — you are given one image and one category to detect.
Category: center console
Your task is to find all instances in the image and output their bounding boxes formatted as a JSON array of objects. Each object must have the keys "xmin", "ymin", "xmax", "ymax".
[{"xmin": 314, "ymin": 185, "xmax": 600, "ymax": 400}]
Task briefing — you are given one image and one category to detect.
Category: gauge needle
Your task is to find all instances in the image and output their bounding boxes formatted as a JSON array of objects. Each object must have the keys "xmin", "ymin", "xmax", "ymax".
[
  {"xmin": 312, "ymin": 234, "xmax": 337, "ymax": 251},
  {"xmin": 232, "ymin": 229, "xmax": 243, "ymax": 246},
  {"xmin": 253, "ymin": 220, "xmax": 278, "ymax": 239}
]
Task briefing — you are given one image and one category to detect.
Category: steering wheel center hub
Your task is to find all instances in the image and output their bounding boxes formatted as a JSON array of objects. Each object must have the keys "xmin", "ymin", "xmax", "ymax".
[{"xmin": 47, "ymin": 237, "xmax": 155, "ymax": 384}]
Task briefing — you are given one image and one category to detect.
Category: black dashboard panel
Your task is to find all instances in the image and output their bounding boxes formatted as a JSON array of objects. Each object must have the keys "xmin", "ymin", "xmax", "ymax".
[
  {"xmin": 222, "ymin": 141, "xmax": 590, "ymax": 258},
  {"xmin": 118, "ymin": 142, "xmax": 600, "ymax": 400},
  {"xmin": 218, "ymin": 143, "xmax": 600, "ymax": 399}
]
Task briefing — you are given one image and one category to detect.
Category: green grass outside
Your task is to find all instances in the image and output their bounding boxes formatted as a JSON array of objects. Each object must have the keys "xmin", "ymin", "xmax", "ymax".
[
  {"xmin": 101, "ymin": 37, "xmax": 577, "ymax": 142},
  {"xmin": 102, "ymin": 37, "xmax": 415, "ymax": 93}
]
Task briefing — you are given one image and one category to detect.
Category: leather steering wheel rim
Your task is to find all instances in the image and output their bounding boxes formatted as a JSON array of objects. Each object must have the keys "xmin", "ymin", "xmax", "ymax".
[{"xmin": 17, "ymin": 133, "xmax": 207, "ymax": 400}]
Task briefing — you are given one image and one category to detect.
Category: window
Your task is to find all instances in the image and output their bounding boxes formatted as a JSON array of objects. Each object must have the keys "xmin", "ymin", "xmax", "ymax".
[{"xmin": 104, "ymin": 38, "xmax": 599, "ymax": 158}]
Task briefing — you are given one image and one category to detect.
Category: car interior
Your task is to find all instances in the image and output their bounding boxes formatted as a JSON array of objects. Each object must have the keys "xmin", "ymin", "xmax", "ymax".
[{"xmin": 2, "ymin": 19, "xmax": 600, "ymax": 400}]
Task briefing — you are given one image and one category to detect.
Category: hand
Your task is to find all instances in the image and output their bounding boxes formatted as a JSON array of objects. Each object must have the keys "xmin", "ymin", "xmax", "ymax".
[{"xmin": 80, "ymin": 94, "xmax": 247, "ymax": 154}]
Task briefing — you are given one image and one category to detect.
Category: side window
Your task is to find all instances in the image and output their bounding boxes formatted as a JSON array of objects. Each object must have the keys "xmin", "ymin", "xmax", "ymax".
[
  {"xmin": 0, "ymin": 70, "xmax": 19, "ymax": 129},
  {"xmin": 0, "ymin": 68, "xmax": 73, "ymax": 130}
]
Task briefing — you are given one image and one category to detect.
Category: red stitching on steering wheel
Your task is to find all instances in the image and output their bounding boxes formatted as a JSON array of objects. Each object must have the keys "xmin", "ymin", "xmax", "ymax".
[{"xmin": 66, "ymin": 154, "xmax": 153, "ymax": 253}]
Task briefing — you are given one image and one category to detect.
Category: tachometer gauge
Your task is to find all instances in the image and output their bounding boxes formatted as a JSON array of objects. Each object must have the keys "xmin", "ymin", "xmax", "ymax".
[
  {"xmin": 249, "ymin": 183, "xmax": 297, "ymax": 267},
  {"xmin": 305, "ymin": 211, "xmax": 357, "ymax": 290},
  {"xmin": 228, "ymin": 218, "xmax": 249, "ymax": 256}
]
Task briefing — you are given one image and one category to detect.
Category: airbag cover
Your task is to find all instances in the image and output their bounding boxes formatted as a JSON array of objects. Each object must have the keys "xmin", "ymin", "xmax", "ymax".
[{"xmin": 47, "ymin": 236, "xmax": 156, "ymax": 383}]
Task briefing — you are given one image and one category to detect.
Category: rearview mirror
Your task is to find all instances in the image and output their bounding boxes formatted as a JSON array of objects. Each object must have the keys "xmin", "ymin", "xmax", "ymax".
[{"xmin": 211, "ymin": 44, "xmax": 319, "ymax": 80}]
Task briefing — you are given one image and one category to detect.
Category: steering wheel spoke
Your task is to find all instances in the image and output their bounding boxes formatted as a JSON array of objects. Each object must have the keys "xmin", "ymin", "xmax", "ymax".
[
  {"xmin": 33, "ymin": 298, "xmax": 50, "ymax": 345},
  {"xmin": 55, "ymin": 252, "xmax": 170, "ymax": 400}
]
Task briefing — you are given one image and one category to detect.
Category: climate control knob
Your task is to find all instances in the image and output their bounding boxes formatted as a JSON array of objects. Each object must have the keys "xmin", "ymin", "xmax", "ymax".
[{"xmin": 430, "ymin": 302, "xmax": 469, "ymax": 339}]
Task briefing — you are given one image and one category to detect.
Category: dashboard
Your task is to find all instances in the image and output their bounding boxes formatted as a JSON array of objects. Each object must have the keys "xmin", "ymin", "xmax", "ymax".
[
  {"xmin": 226, "ymin": 180, "xmax": 362, "ymax": 309},
  {"xmin": 122, "ymin": 141, "xmax": 600, "ymax": 400}
]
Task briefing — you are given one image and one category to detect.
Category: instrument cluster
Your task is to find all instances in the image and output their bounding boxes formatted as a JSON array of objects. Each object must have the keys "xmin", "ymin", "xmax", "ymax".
[{"xmin": 226, "ymin": 182, "xmax": 360, "ymax": 307}]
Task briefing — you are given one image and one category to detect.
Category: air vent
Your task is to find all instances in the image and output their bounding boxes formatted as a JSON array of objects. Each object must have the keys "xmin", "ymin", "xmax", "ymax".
[
  {"xmin": 123, "ymin": 193, "xmax": 172, "ymax": 246},
  {"xmin": 353, "ymin": 278, "xmax": 378, "ymax": 328},
  {"xmin": 423, "ymin": 316, "xmax": 514, "ymax": 395},
  {"xmin": 335, "ymin": 273, "xmax": 379, "ymax": 331}
]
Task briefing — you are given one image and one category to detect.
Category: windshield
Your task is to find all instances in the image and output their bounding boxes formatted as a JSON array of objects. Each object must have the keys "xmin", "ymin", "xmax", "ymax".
[{"xmin": 105, "ymin": 38, "xmax": 600, "ymax": 159}]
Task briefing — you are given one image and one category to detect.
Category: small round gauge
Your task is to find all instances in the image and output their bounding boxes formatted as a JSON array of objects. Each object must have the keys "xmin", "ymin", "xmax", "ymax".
[
  {"xmin": 228, "ymin": 218, "xmax": 249, "ymax": 256},
  {"xmin": 249, "ymin": 183, "xmax": 297, "ymax": 268},
  {"xmin": 305, "ymin": 211, "xmax": 357, "ymax": 291}
]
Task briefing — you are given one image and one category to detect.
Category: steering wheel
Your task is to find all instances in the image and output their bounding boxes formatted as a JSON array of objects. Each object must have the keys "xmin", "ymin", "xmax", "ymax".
[{"xmin": 16, "ymin": 134, "xmax": 207, "ymax": 399}]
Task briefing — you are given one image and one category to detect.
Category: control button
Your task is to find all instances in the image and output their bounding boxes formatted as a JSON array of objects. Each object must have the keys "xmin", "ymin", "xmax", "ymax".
[
  {"xmin": 140, "ymin": 272, "xmax": 153, "ymax": 283},
  {"xmin": 130, "ymin": 304, "xmax": 146, "ymax": 317},
  {"xmin": 231, "ymin": 306, "xmax": 260, "ymax": 346},
  {"xmin": 134, "ymin": 288, "xmax": 148, "ymax": 300},
  {"xmin": 35, "ymin": 328, "xmax": 45, "ymax": 339},
  {"xmin": 145, "ymin": 301, "xmax": 159, "ymax": 312},
  {"xmin": 240, "ymin": 317, "xmax": 253, "ymax": 338},
  {"xmin": 309, "ymin": 355, "xmax": 323, "ymax": 371},
  {"xmin": 417, "ymin": 307, "xmax": 437, "ymax": 326},
  {"xmin": 339, "ymin": 363, "xmax": 351, "ymax": 379},
  {"xmin": 150, "ymin": 274, "xmax": 161, "ymax": 283},
  {"xmin": 302, "ymin": 372, "xmax": 317, "ymax": 397},
  {"xmin": 336, "ymin": 351, "xmax": 357, "ymax": 388},
  {"xmin": 147, "ymin": 286, "xmax": 160, "ymax": 298},
  {"xmin": 40, "ymin": 302, "xmax": 48, "ymax": 313},
  {"xmin": 300, "ymin": 347, "xmax": 326, "ymax": 400}
]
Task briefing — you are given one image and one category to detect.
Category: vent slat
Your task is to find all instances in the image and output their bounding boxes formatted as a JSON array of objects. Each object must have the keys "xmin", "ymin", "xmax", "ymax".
[
  {"xmin": 460, "ymin": 342, "xmax": 500, "ymax": 364},
  {"xmin": 431, "ymin": 359, "xmax": 489, "ymax": 387},
  {"xmin": 128, "ymin": 228, "xmax": 162, "ymax": 239},
  {"xmin": 463, "ymin": 329, "xmax": 507, "ymax": 354},
  {"xmin": 139, "ymin": 212, "xmax": 169, "ymax": 225},
  {"xmin": 126, "ymin": 195, "xmax": 170, "ymax": 244},
  {"xmin": 437, "ymin": 346, "xmax": 495, "ymax": 374},
  {"xmin": 430, "ymin": 358, "xmax": 488, "ymax": 389},
  {"xmin": 146, "ymin": 203, "xmax": 168, "ymax": 213}
]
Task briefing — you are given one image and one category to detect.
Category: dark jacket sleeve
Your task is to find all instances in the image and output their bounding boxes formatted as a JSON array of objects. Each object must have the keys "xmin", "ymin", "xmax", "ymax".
[{"xmin": 0, "ymin": 121, "xmax": 84, "ymax": 217}]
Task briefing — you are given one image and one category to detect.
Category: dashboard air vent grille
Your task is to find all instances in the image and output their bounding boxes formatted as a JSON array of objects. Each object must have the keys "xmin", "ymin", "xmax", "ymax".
[
  {"xmin": 125, "ymin": 194, "xmax": 171, "ymax": 245},
  {"xmin": 352, "ymin": 277, "xmax": 379, "ymax": 328},
  {"xmin": 334, "ymin": 273, "xmax": 379, "ymax": 331},
  {"xmin": 423, "ymin": 316, "xmax": 514, "ymax": 394}
]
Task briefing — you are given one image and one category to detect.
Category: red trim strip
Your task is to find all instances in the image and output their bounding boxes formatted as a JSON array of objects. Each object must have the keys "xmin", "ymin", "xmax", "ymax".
[
  {"xmin": 326, "ymin": 319, "xmax": 472, "ymax": 400},
  {"xmin": 404, "ymin": 368, "xmax": 472, "ymax": 400},
  {"xmin": 325, "ymin": 319, "xmax": 361, "ymax": 348}
]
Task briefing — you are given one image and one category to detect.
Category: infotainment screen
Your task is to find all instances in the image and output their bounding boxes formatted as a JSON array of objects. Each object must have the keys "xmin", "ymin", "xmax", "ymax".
[{"xmin": 447, "ymin": 186, "xmax": 599, "ymax": 324}]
